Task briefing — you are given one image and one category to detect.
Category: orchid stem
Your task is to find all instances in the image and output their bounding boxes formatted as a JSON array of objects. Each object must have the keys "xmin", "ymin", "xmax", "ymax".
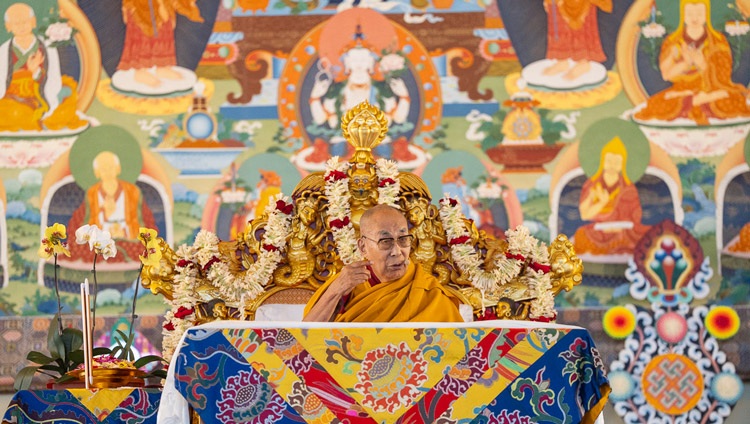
[
  {"xmin": 127, "ymin": 263, "xmax": 143, "ymax": 361},
  {"xmin": 53, "ymin": 254, "xmax": 63, "ymax": 336},
  {"xmin": 91, "ymin": 254, "xmax": 98, "ymax": 336}
]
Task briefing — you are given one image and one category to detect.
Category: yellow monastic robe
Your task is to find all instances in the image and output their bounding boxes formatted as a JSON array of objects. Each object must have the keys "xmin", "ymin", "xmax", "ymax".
[
  {"xmin": 304, "ymin": 261, "xmax": 464, "ymax": 322},
  {"xmin": 85, "ymin": 180, "xmax": 143, "ymax": 239}
]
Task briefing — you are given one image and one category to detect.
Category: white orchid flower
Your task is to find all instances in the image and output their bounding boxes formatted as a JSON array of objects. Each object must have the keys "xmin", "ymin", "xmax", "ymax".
[
  {"xmin": 92, "ymin": 233, "xmax": 117, "ymax": 259},
  {"xmin": 76, "ymin": 224, "xmax": 102, "ymax": 250}
]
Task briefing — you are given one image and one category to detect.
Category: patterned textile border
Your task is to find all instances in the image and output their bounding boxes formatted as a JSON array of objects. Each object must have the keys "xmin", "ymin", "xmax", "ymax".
[
  {"xmin": 1, "ymin": 305, "xmax": 748, "ymax": 393},
  {"xmin": 2, "ymin": 388, "xmax": 162, "ymax": 423},
  {"xmin": 167, "ymin": 323, "xmax": 608, "ymax": 423}
]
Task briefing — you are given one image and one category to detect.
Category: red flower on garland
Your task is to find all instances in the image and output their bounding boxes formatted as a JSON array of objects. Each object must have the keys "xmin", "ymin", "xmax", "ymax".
[
  {"xmin": 163, "ymin": 322, "xmax": 175, "ymax": 331},
  {"xmin": 262, "ymin": 244, "xmax": 279, "ymax": 252},
  {"xmin": 203, "ymin": 256, "xmax": 220, "ymax": 271},
  {"xmin": 440, "ymin": 198, "xmax": 458, "ymax": 207},
  {"xmin": 530, "ymin": 262, "xmax": 551, "ymax": 273},
  {"xmin": 177, "ymin": 259, "xmax": 191, "ymax": 268},
  {"xmin": 530, "ymin": 314, "xmax": 556, "ymax": 323},
  {"xmin": 378, "ymin": 178, "xmax": 396, "ymax": 187},
  {"xmin": 325, "ymin": 170, "xmax": 347, "ymax": 182},
  {"xmin": 475, "ymin": 308, "xmax": 498, "ymax": 321},
  {"xmin": 505, "ymin": 252, "xmax": 525, "ymax": 261},
  {"xmin": 449, "ymin": 235, "xmax": 470, "ymax": 245},
  {"xmin": 275, "ymin": 199, "xmax": 294, "ymax": 215},
  {"xmin": 174, "ymin": 306, "xmax": 194, "ymax": 319},
  {"xmin": 330, "ymin": 216, "xmax": 350, "ymax": 229}
]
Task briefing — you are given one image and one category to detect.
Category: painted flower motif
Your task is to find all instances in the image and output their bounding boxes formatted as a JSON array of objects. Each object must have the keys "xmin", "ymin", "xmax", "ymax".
[
  {"xmin": 261, "ymin": 329, "xmax": 305, "ymax": 361},
  {"xmin": 378, "ymin": 53, "xmax": 406, "ymax": 73},
  {"xmin": 38, "ymin": 223, "xmax": 70, "ymax": 259},
  {"xmin": 704, "ymin": 306, "xmax": 740, "ymax": 340},
  {"xmin": 474, "ymin": 408, "xmax": 533, "ymax": 424},
  {"xmin": 44, "ymin": 22, "xmax": 73, "ymax": 43},
  {"xmin": 642, "ymin": 22, "xmax": 666, "ymax": 38},
  {"xmin": 435, "ymin": 348, "xmax": 488, "ymax": 396},
  {"xmin": 216, "ymin": 369, "xmax": 286, "ymax": 423},
  {"xmin": 710, "ymin": 372, "xmax": 744, "ymax": 404},
  {"xmin": 602, "ymin": 306, "xmax": 637, "ymax": 339},
  {"xmin": 354, "ymin": 342, "xmax": 428, "ymax": 413},
  {"xmin": 287, "ymin": 381, "xmax": 337, "ymax": 424},
  {"xmin": 725, "ymin": 20, "xmax": 750, "ymax": 37},
  {"xmin": 655, "ymin": 311, "xmax": 688, "ymax": 344}
]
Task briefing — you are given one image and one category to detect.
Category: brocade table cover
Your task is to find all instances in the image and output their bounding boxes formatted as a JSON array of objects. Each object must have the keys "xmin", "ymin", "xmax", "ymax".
[
  {"xmin": 3, "ymin": 388, "xmax": 162, "ymax": 423},
  {"xmin": 157, "ymin": 320, "xmax": 609, "ymax": 424}
]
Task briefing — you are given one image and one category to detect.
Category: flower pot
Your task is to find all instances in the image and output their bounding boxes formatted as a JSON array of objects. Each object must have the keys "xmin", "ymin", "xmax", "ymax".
[
  {"xmin": 485, "ymin": 143, "xmax": 564, "ymax": 172},
  {"xmin": 67, "ymin": 368, "xmax": 147, "ymax": 389},
  {"xmin": 431, "ymin": 0, "xmax": 454, "ymax": 8}
]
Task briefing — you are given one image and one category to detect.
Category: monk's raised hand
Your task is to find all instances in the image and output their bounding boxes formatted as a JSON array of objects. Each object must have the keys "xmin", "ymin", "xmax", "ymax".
[
  {"xmin": 332, "ymin": 260, "xmax": 372, "ymax": 296},
  {"xmin": 28, "ymin": 51, "xmax": 44, "ymax": 74}
]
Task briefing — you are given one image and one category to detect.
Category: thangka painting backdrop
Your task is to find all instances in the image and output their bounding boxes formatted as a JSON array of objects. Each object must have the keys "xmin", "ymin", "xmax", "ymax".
[{"xmin": 0, "ymin": 0, "xmax": 748, "ymax": 406}]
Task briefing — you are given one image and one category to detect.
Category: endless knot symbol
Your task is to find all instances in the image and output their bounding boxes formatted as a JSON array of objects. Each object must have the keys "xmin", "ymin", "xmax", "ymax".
[{"xmin": 641, "ymin": 353, "xmax": 704, "ymax": 415}]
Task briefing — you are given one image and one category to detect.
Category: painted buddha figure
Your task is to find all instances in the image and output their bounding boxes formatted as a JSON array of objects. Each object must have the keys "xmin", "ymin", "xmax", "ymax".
[
  {"xmin": 573, "ymin": 136, "xmax": 650, "ymax": 255},
  {"xmin": 542, "ymin": 0, "xmax": 613, "ymax": 81},
  {"xmin": 307, "ymin": 10, "xmax": 411, "ymax": 160},
  {"xmin": 0, "ymin": 3, "xmax": 86, "ymax": 132},
  {"xmin": 634, "ymin": 0, "xmax": 750, "ymax": 125},
  {"xmin": 66, "ymin": 150, "xmax": 156, "ymax": 263}
]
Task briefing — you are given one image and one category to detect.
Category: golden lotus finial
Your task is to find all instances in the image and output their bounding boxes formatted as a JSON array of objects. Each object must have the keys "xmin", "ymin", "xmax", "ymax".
[{"xmin": 341, "ymin": 101, "xmax": 388, "ymax": 164}]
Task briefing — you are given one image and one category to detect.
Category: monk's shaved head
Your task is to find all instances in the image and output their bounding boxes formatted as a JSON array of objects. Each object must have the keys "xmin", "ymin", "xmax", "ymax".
[
  {"xmin": 359, "ymin": 204, "xmax": 405, "ymax": 234},
  {"xmin": 5, "ymin": 3, "xmax": 34, "ymax": 22}
]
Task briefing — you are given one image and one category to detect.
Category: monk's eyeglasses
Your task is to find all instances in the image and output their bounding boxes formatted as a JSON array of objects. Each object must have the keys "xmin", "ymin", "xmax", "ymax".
[{"xmin": 361, "ymin": 234, "xmax": 414, "ymax": 250}]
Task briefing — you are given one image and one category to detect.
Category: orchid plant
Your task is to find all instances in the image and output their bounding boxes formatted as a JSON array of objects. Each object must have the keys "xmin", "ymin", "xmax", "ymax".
[
  {"xmin": 14, "ymin": 224, "xmax": 166, "ymax": 390},
  {"xmin": 75, "ymin": 224, "xmax": 117, "ymax": 334}
]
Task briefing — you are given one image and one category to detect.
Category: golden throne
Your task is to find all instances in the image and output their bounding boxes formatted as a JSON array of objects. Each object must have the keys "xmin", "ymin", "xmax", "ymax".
[{"xmin": 141, "ymin": 101, "xmax": 582, "ymax": 350}]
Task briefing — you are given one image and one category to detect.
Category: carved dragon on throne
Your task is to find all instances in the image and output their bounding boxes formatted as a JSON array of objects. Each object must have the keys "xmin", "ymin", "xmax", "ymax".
[{"xmin": 141, "ymin": 101, "xmax": 583, "ymax": 325}]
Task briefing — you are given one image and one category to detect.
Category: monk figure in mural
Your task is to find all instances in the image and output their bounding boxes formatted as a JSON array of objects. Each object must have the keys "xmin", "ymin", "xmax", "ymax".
[
  {"xmin": 634, "ymin": 0, "xmax": 750, "ymax": 125},
  {"xmin": 573, "ymin": 137, "xmax": 650, "ymax": 255},
  {"xmin": 0, "ymin": 3, "xmax": 86, "ymax": 131},
  {"xmin": 66, "ymin": 151, "xmax": 156, "ymax": 262}
]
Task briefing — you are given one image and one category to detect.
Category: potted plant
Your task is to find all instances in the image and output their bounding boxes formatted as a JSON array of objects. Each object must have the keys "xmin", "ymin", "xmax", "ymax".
[{"xmin": 14, "ymin": 224, "xmax": 167, "ymax": 390}]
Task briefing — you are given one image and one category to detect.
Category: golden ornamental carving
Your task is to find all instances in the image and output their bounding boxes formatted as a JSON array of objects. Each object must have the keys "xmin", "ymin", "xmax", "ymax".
[
  {"xmin": 142, "ymin": 101, "xmax": 583, "ymax": 323},
  {"xmin": 341, "ymin": 100, "xmax": 388, "ymax": 165},
  {"xmin": 140, "ymin": 237, "xmax": 177, "ymax": 300}
]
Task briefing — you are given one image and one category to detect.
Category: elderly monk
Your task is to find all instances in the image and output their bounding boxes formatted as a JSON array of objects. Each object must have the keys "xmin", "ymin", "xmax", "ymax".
[{"xmin": 304, "ymin": 204, "xmax": 463, "ymax": 322}]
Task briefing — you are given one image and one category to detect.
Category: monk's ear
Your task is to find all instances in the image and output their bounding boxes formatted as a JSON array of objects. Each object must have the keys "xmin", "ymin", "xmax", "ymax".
[{"xmin": 357, "ymin": 237, "xmax": 366, "ymax": 254}]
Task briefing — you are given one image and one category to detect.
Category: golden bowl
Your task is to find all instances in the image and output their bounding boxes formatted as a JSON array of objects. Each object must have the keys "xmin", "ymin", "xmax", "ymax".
[{"xmin": 68, "ymin": 368, "xmax": 147, "ymax": 389}]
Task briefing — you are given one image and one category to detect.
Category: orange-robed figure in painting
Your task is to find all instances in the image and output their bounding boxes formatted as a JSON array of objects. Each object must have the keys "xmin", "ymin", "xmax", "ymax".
[
  {"xmin": 543, "ymin": 0, "xmax": 613, "ymax": 80},
  {"xmin": 0, "ymin": 3, "xmax": 86, "ymax": 132},
  {"xmin": 634, "ymin": 0, "xmax": 750, "ymax": 125},
  {"xmin": 728, "ymin": 223, "xmax": 750, "ymax": 253},
  {"xmin": 573, "ymin": 137, "xmax": 650, "ymax": 255},
  {"xmin": 66, "ymin": 151, "xmax": 156, "ymax": 262},
  {"xmin": 119, "ymin": 0, "xmax": 202, "ymax": 88}
]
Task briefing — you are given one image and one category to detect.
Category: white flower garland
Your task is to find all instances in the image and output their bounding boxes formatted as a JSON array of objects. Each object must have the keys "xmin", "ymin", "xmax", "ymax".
[
  {"xmin": 162, "ymin": 193, "xmax": 294, "ymax": 358},
  {"xmin": 438, "ymin": 195, "xmax": 556, "ymax": 319},
  {"xmin": 324, "ymin": 156, "xmax": 400, "ymax": 265},
  {"xmin": 375, "ymin": 158, "xmax": 400, "ymax": 207}
]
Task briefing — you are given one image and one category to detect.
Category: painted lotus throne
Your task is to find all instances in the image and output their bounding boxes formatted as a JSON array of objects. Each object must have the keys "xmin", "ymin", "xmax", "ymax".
[{"xmin": 141, "ymin": 102, "xmax": 583, "ymax": 331}]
